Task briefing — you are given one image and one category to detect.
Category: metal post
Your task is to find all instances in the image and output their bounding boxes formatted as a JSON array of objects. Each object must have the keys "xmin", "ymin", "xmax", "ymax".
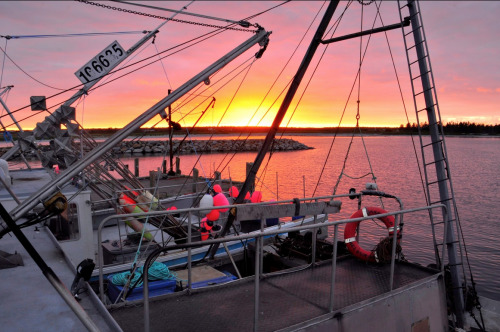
[
  {"xmin": 143, "ymin": 260, "xmax": 150, "ymax": 332},
  {"xmin": 134, "ymin": 158, "xmax": 139, "ymax": 177},
  {"xmin": 329, "ymin": 225, "xmax": 339, "ymax": 312},
  {"xmin": 187, "ymin": 212, "xmax": 192, "ymax": 290},
  {"xmin": 168, "ymin": 89, "xmax": 174, "ymax": 175},
  {"xmin": 389, "ymin": 214, "xmax": 400, "ymax": 291},
  {"xmin": 211, "ymin": 1, "xmax": 340, "ymax": 258},
  {"xmin": 303, "ymin": 175, "xmax": 306, "ymax": 198},
  {"xmin": 311, "ymin": 212, "xmax": 318, "ymax": 265},
  {"xmin": 175, "ymin": 157, "xmax": 180, "ymax": 175},
  {"xmin": 276, "ymin": 172, "xmax": 279, "ymax": 201},
  {"xmin": 406, "ymin": 0, "xmax": 465, "ymax": 326},
  {"xmin": 192, "ymin": 168, "xmax": 199, "ymax": 193},
  {"xmin": 253, "ymin": 236, "xmax": 261, "ymax": 332}
]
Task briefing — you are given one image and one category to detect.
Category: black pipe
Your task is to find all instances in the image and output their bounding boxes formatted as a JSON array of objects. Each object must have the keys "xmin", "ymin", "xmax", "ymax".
[
  {"xmin": 209, "ymin": 0, "xmax": 341, "ymax": 258},
  {"xmin": 321, "ymin": 17, "xmax": 410, "ymax": 44}
]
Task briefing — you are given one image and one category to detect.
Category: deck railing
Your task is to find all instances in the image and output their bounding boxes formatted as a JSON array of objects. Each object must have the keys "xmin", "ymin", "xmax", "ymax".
[{"xmin": 95, "ymin": 195, "xmax": 447, "ymax": 332}]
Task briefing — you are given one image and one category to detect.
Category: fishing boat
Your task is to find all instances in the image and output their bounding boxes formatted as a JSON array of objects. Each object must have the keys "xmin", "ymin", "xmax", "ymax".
[{"xmin": 0, "ymin": 1, "xmax": 498, "ymax": 331}]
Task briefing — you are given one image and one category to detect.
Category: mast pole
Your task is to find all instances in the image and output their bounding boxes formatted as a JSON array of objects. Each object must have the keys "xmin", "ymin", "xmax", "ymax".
[
  {"xmin": 406, "ymin": 0, "xmax": 465, "ymax": 327},
  {"xmin": 210, "ymin": 0, "xmax": 340, "ymax": 257},
  {"xmin": 168, "ymin": 89, "xmax": 174, "ymax": 175}
]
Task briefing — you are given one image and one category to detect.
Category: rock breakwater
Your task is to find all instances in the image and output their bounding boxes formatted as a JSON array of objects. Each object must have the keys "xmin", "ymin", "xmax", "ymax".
[
  {"xmin": 113, "ymin": 138, "xmax": 312, "ymax": 155},
  {"xmin": 0, "ymin": 138, "xmax": 312, "ymax": 160}
]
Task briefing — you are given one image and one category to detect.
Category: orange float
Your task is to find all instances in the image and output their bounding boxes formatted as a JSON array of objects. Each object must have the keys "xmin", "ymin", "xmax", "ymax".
[{"xmin": 344, "ymin": 207, "xmax": 400, "ymax": 263}]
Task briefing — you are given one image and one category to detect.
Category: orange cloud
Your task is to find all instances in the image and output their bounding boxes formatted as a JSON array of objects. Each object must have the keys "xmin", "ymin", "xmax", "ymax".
[{"xmin": 476, "ymin": 87, "xmax": 492, "ymax": 93}]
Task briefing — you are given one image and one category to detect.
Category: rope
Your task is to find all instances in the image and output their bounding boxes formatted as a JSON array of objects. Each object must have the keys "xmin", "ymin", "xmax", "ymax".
[
  {"xmin": 76, "ymin": 0, "xmax": 256, "ymax": 33},
  {"xmin": 252, "ymin": 2, "xmax": 354, "ymax": 196},
  {"xmin": 311, "ymin": 1, "xmax": 380, "ymax": 197},
  {"xmin": 111, "ymin": 261, "xmax": 177, "ymax": 287},
  {"xmin": 153, "ymin": 40, "xmax": 172, "ymax": 90},
  {"xmin": 0, "ymin": 45, "xmax": 68, "ymax": 91},
  {"xmin": 2, "ymin": 31, "xmax": 147, "ymax": 39},
  {"xmin": 374, "ymin": 1, "xmax": 428, "ymax": 206},
  {"xmin": 0, "ymin": 18, "xmax": 240, "ymax": 121}
]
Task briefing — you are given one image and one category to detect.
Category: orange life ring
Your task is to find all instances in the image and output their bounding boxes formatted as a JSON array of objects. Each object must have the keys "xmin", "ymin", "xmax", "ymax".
[{"xmin": 344, "ymin": 207, "xmax": 399, "ymax": 263}]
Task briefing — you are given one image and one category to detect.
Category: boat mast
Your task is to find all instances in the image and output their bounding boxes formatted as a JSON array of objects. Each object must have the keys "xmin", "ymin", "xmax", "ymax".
[
  {"xmin": 404, "ymin": 0, "xmax": 466, "ymax": 327},
  {"xmin": 210, "ymin": 0, "xmax": 341, "ymax": 257}
]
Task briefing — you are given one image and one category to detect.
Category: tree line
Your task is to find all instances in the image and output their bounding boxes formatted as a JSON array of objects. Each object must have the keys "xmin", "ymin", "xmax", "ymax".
[{"xmin": 399, "ymin": 122, "xmax": 500, "ymax": 135}]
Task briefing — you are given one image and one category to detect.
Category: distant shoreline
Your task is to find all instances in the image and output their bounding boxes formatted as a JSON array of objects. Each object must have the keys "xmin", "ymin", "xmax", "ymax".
[{"xmin": 2, "ymin": 125, "xmax": 498, "ymax": 143}]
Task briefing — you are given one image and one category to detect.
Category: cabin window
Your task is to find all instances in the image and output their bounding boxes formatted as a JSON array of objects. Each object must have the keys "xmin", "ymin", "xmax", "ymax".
[{"xmin": 48, "ymin": 203, "xmax": 80, "ymax": 241}]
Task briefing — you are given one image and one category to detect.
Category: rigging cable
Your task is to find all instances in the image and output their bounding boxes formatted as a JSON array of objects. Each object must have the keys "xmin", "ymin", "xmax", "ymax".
[
  {"xmin": 178, "ymin": 57, "xmax": 258, "ymax": 199},
  {"xmin": 246, "ymin": 0, "xmax": 354, "ymax": 197},
  {"xmin": 0, "ymin": 46, "xmax": 69, "ymax": 91},
  {"xmin": 112, "ymin": 0, "xmax": 249, "ymax": 27},
  {"xmin": 1, "ymin": 31, "xmax": 148, "ymax": 40},
  {"xmin": 374, "ymin": 1, "xmax": 427, "ymax": 206},
  {"xmin": 331, "ymin": 1, "xmax": 381, "ymax": 202},
  {"xmin": 311, "ymin": 0, "xmax": 381, "ymax": 197},
  {"xmin": 214, "ymin": 1, "xmax": 331, "ymax": 195},
  {"xmin": 76, "ymin": 0, "xmax": 256, "ymax": 33},
  {"xmin": 0, "ymin": 26, "xmax": 233, "ymax": 129}
]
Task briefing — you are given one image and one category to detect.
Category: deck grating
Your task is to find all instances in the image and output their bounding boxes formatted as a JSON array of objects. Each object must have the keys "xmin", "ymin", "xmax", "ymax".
[{"xmin": 109, "ymin": 257, "xmax": 435, "ymax": 332}]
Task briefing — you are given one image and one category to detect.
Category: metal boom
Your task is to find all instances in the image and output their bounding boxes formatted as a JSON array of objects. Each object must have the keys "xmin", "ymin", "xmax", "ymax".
[{"xmin": 9, "ymin": 28, "xmax": 270, "ymax": 221}]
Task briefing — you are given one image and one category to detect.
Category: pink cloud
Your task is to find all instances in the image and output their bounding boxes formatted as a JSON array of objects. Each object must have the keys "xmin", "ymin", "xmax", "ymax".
[{"xmin": 476, "ymin": 87, "xmax": 492, "ymax": 93}]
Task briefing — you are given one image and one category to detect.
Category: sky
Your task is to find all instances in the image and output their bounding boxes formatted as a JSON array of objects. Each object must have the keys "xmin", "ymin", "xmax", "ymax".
[{"xmin": 0, "ymin": 1, "xmax": 498, "ymax": 130}]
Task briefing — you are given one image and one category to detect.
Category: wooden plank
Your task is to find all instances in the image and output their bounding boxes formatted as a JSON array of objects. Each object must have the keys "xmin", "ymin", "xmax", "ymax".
[{"xmin": 235, "ymin": 200, "xmax": 341, "ymax": 220}]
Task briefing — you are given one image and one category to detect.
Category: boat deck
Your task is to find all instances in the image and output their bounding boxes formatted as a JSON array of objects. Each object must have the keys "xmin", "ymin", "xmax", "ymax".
[
  {"xmin": 109, "ymin": 257, "xmax": 438, "ymax": 332},
  {"xmin": 0, "ymin": 225, "xmax": 115, "ymax": 332}
]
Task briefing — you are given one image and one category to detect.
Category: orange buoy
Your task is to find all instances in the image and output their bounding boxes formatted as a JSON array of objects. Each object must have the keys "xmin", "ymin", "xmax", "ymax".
[
  {"xmin": 251, "ymin": 191, "xmax": 262, "ymax": 203},
  {"xmin": 213, "ymin": 193, "xmax": 229, "ymax": 212},
  {"xmin": 200, "ymin": 217, "xmax": 211, "ymax": 241},
  {"xmin": 229, "ymin": 186, "xmax": 239, "ymax": 198},
  {"xmin": 206, "ymin": 208, "xmax": 220, "ymax": 221},
  {"xmin": 344, "ymin": 207, "xmax": 400, "ymax": 263},
  {"xmin": 213, "ymin": 184, "xmax": 222, "ymax": 194}
]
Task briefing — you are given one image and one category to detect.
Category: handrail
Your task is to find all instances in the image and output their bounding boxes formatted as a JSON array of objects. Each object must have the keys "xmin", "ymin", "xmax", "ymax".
[
  {"xmin": 135, "ymin": 203, "xmax": 446, "ymax": 331},
  {"xmin": 96, "ymin": 194, "xmax": 345, "ymax": 301},
  {"xmin": 96, "ymin": 192, "xmax": 446, "ymax": 299}
]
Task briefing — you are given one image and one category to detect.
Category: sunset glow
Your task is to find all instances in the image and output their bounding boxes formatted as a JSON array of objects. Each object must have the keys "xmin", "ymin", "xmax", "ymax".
[{"xmin": 0, "ymin": 1, "xmax": 498, "ymax": 131}]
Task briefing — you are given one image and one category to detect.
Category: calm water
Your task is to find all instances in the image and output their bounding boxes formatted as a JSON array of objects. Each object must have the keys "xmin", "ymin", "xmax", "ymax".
[
  {"xmin": 116, "ymin": 134, "xmax": 500, "ymax": 300},
  {"xmin": 10, "ymin": 134, "xmax": 498, "ymax": 299}
]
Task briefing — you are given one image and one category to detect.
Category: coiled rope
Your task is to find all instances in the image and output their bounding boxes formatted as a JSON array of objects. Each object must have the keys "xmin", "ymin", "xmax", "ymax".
[{"xmin": 111, "ymin": 261, "xmax": 177, "ymax": 287}]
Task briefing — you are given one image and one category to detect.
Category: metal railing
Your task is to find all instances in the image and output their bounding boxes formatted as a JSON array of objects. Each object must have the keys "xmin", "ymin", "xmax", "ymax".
[
  {"xmin": 114, "ymin": 204, "xmax": 447, "ymax": 331},
  {"xmin": 96, "ymin": 194, "xmax": 346, "ymax": 301},
  {"xmin": 93, "ymin": 194, "xmax": 448, "ymax": 331}
]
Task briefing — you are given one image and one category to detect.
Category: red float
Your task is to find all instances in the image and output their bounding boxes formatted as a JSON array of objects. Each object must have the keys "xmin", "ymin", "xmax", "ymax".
[{"xmin": 344, "ymin": 207, "xmax": 400, "ymax": 263}]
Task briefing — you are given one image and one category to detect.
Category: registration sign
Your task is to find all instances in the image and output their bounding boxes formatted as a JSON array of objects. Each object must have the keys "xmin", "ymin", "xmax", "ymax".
[{"xmin": 75, "ymin": 40, "xmax": 126, "ymax": 84}]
